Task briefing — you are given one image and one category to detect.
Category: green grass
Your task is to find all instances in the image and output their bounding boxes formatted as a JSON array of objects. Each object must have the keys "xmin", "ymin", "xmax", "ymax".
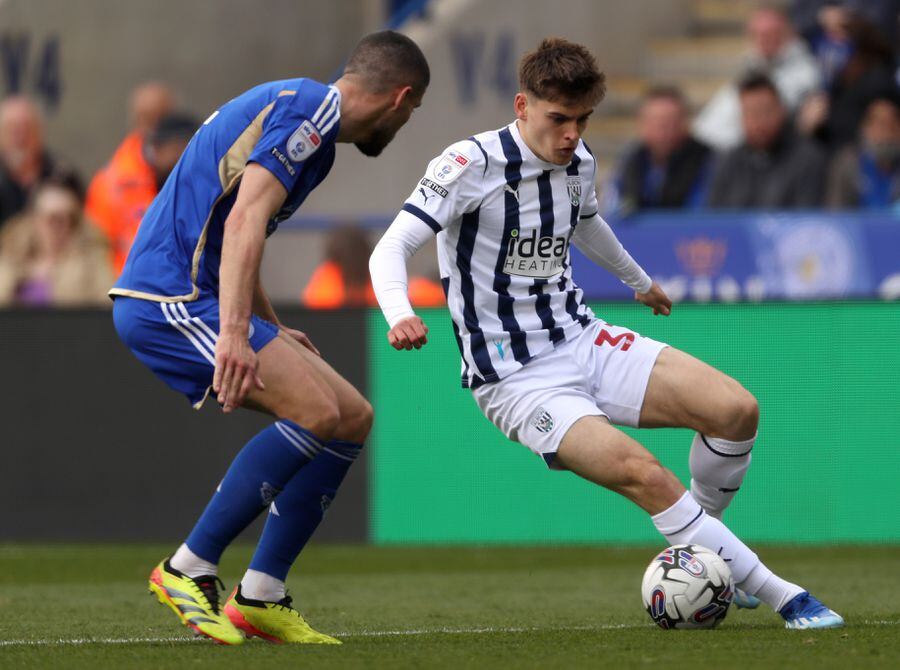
[{"xmin": 0, "ymin": 544, "xmax": 897, "ymax": 669}]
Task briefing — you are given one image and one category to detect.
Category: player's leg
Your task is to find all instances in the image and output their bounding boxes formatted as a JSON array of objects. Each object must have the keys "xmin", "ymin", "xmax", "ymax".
[
  {"xmin": 639, "ymin": 347, "xmax": 757, "ymax": 522},
  {"xmin": 170, "ymin": 333, "xmax": 343, "ymax": 579},
  {"xmin": 234, "ymin": 332, "xmax": 370, "ymax": 620},
  {"xmin": 554, "ymin": 417, "xmax": 843, "ymax": 628}
]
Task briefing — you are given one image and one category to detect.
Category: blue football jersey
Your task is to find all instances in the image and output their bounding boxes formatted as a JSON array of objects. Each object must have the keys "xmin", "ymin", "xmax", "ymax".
[{"xmin": 111, "ymin": 78, "xmax": 341, "ymax": 301}]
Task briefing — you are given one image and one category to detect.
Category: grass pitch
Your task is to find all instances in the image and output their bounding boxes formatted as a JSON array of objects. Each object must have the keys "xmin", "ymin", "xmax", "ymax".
[{"xmin": 0, "ymin": 544, "xmax": 897, "ymax": 669}]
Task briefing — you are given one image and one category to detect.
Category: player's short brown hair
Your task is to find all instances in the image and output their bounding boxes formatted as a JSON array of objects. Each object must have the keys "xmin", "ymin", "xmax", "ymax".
[
  {"xmin": 344, "ymin": 30, "xmax": 430, "ymax": 97},
  {"xmin": 519, "ymin": 38, "xmax": 606, "ymax": 106}
]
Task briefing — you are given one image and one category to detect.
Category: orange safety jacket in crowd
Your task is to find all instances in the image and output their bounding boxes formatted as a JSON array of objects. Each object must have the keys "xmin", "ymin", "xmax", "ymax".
[
  {"xmin": 86, "ymin": 132, "xmax": 158, "ymax": 275},
  {"xmin": 303, "ymin": 260, "xmax": 445, "ymax": 309}
]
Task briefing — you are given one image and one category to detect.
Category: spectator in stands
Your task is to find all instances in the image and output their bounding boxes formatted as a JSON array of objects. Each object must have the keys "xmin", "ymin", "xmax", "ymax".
[
  {"xmin": 0, "ymin": 96, "xmax": 80, "ymax": 231},
  {"xmin": 707, "ymin": 73, "xmax": 826, "ymax": 208},
  {"xmin": 129, "ymin": 81, "xmax": 176, "ymax": 137},
  {"xmin": 798, "ymin": 14, "xmax": 900, "ymax": 151},
  {"xmin": 791, "ymin": 1, "xmax": 899, "ymax": 66},
  {"xmin": 303, "ymin": 224, "xmax": 443, "ymax": 309},
  {"xmin": 610, "ymin": 86, "xmax": 711, "ymax": 216},
  {"xmin": 88, "ymin": 112, "xmax": 196, "ymax": 274},
  {"xmin": 694, "ymin": 5, "xmax": 821, "ymax": 150},
  {"xmin": 827, "ymin": 94, "xmax": 900, "ymax": 208},
  {"xmin": 0, "ymin": 173, "xmax": 113, "ymax": 307}
]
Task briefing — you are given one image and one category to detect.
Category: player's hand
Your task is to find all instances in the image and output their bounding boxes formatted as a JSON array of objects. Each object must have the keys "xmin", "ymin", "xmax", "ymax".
[
  {"xmin": 387, "ymin": 315, "xmax": 428, "ymax": 351},
  {"xmin": 635, "ymin": 281, "xmax": 672, "ymax": 316},
  {"xmin": 280, "ymin": 326, "xmax": 320, "ymax": 356},
  {"xmin": 213, "ymin": 330, "xmax": 265, "ymax": 413}
]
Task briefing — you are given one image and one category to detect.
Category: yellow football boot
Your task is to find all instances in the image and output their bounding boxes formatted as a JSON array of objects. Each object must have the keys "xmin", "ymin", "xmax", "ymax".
[
  {"xmin": 148, "ymin": 558, "xmax": 244, "ymax": 645},
  {"xmin": 224, "ymin": 585, "xmax": 341, "ymax": 644}
]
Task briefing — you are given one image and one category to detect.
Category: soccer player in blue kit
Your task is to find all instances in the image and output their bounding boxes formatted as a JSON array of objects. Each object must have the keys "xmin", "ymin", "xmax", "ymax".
[{"xmin": 110, "ymin": 31, "xmax": 429, "ymax": 644}]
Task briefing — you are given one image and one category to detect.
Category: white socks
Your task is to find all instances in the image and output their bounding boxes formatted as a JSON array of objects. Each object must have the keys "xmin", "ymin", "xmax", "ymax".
[
  {"xmin": 170, "ymin": 544, "xmax": 287, "ymax": 603},
  {"xmin": 170, "ymin": 543, "xmax": 218, "ymax": 578},
  {"xmin": 689, "ymin": 433, "xmax": 754, "ymax": 519},
  {"xmin": 653, "ymin": 492, "xmax": 803, "ymax": 611},
  {"xmin": 240, "ymin": 569, "xmax": 286, "ymax": 602}
]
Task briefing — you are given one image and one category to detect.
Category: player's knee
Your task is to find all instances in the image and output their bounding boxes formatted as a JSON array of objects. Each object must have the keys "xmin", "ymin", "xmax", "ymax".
[
  {"xmin": 721, "ymin": 390, "xmax": 759, "ymax": 441},
  {"xmin": 339, "ymin": 398, "xmax": 374, "ymax": 443},
  {"xmin": 286, "ymin": 402, "xmax": 341, "ymax": 441}
]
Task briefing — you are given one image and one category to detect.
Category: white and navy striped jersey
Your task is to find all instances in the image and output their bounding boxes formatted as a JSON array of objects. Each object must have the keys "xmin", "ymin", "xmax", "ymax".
[{"xmin": 379, "ymin": 121, "xmax": 650, "ymax": 388}]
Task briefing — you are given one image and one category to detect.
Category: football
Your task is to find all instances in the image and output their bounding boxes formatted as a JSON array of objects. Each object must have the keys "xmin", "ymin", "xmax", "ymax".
[{"xmin": 641, "ymin": 544, "xmax": 735, "ymax": 629}]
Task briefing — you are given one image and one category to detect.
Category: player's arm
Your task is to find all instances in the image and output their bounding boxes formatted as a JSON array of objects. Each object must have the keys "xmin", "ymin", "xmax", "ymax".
[
  {"xmin": 572, "ymin": 214, "xmax": 672, "ymax": 316},
  {"xmin": 252, "ymin": 278, "xmax": 320, "ymax": 355},
  {"xmin": 369, "ymin": 211, "xmax": 436, "ymax": 350},
  {"xmin": 370, "ymin": 141, "xmax": 483, "ymax": 350},
  {"xmin": 215, "ymin": 163, "xmax": 287, "ymax": 412}
]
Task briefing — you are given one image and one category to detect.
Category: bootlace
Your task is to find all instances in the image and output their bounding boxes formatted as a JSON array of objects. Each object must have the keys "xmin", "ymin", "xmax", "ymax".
[{"xmin": 193, "ymin": 575, "xmax": 226, "ymax": 614}]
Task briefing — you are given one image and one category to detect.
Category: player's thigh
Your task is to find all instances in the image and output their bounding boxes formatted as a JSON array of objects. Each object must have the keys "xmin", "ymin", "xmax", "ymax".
[
  {"xmin": 555, "ymin": 415, "xmax": 683, "ymax": 514},
  {"xmin": 274, "ymin": 331, "xmax": 372, "ymax": 422},
  {"xmin": 246, "ymin": 334, "xmax": 341, "ymax": 435},
  {"xmin": 638, "ymin": 347, "xmax": 758, "ymax": 438}
]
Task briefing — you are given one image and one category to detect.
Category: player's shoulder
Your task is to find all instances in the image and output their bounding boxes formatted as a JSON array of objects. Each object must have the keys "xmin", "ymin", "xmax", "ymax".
[
  {"xmin": 575, "ymin": 138, "xmax": 596, "ymax": 168},
  {"xmin": 428, "ymin": 126, "xmax": 508, "ymax": 183},
  {"xmin": 426, "ymin": 136, "xmax": 488, "ymax": 187},
  {"xmin": 272, "ymin": 79, "xmax": 338, "ymax": 124}
]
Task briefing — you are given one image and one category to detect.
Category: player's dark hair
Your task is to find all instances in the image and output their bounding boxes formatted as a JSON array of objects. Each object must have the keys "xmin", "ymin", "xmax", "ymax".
[
  {"xmin": 737, "ymin": 71, "xmax": 781, "ymax": 102},
  {"xmin": 344, "ymin": 30, "xmax": 430, "ymax": 96},
  {"xmin": 519, "ymin": 38, "xmax": 606, "ymax": 106}
]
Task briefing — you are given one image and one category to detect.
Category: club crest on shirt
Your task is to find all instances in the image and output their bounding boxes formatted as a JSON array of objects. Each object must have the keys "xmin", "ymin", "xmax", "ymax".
[
  {"xmin": 432, "ymin": 149, "xmax": 471, "ymax": 184},
  {"xmin": 530, "ymin": 406, "xmax": 555, "ymax": 434},
  {"xmin": 566, "ymin": 176, "xmax": 582, "ymax": 207},
  {"xmin": 287, "ymin": 120, "xmax": 322, "ymax": 162}
]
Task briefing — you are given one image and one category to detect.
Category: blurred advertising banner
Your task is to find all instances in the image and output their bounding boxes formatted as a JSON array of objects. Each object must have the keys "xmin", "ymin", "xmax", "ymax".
[{"xmin": 573, "ymin": 213, "xmax": 900, "ymax": 302}]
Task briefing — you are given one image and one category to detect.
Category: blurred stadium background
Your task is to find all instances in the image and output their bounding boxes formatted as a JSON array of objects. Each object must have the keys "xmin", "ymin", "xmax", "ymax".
[{"xmin": 0, "ymin": 0, "xmax": 898, "ymax": 661}]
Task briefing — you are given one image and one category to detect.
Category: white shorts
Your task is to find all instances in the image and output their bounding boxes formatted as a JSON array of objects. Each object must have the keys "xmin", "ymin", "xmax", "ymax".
[{"xmin": 472, "ymin": 319, "xmax": 667, "ymax": 466}]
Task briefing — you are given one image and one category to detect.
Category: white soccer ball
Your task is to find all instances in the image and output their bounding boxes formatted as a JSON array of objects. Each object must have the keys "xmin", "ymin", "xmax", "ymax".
[{"xmin": 640, "ymin": 544, "xmax": 735, "ymax": 629}]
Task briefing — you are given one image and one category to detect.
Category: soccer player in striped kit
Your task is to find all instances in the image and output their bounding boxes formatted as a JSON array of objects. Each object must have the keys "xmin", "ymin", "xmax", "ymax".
[
  {"xmin": 369, "ymin": 38, "xmax": 842, "ymax": 630},
  {"xmin": 111, "ymin": 32, "xmax": 429, "ymax": 644}
]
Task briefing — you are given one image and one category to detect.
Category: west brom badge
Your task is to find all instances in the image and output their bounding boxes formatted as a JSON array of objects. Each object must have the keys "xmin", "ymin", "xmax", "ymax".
[{"xmin": 566, "ymin": 176, "xmax": 582, "ymax": 207}]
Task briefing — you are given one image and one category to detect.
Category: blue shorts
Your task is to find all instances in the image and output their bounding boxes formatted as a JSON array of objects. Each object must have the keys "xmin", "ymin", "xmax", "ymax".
[{"xmin": 112, "ymin": 295, "xmax": 280, "ymax": 408}]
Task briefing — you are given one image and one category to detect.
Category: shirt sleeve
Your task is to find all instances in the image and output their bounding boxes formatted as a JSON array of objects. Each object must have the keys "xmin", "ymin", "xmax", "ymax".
[
  {"xmin": 579, "ymin": 162, "xmax": 600, "ymax": 220},
  {"xmin": 398, "ymin": 140, "xmax": 485, "ymax": 233},
  {"xmin": 248, "ymin": 89, "xmax": 338, "ymax": 192},
  {"xmin": 572, "ymin": 213, "xmax": 652, "ymax": 293},
  {"xmin": 369, "ymin": 210, "xmax": 437, "ymax": 327}
]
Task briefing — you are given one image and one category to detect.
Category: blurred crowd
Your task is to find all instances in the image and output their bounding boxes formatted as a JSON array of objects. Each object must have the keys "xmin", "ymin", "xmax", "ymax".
[
  {"xmin": 606, "ymin": 1, "xmax": 900, "ymax": 216},
  {"xmin": 0, "ymin": 83, "xmax": 196, "ymax": 307},
  {"xmin": 0, "ymin": 1, "xmax": 897, "ymax": 308}
]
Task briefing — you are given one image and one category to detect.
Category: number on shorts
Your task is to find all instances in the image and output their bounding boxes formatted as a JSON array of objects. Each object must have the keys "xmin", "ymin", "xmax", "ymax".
[{"xmin": 594, "ymin": 328, "xmax": 635, "ymax": 351}]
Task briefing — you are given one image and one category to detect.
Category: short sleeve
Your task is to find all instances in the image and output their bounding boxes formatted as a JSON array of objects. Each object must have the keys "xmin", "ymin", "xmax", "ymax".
[
  {"xmin": 400, "ymin": 140, "xmax": 485, "ymax": 233},
  {"xmin": 248, "ymin": 89, "xmax": 338, "ymax": 192}
]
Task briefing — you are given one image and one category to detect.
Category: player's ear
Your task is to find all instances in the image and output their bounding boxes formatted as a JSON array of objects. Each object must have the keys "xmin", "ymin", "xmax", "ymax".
[
  {"xmin": 390, "ymin": 85, "xmax": 414, "ymax": 111},
  {"xmin": 514, "ymin": 92, "xmax": 528, "ymax": 121}
]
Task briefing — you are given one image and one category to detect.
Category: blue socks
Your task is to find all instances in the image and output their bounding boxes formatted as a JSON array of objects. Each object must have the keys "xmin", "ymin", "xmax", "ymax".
[
  {"xmin": 184, "ymin": 420, "xmax": 325, "ymax": 563},
  {"xmin": 247, "ymin": 440, "xmax": 364, "ymax": 581}
]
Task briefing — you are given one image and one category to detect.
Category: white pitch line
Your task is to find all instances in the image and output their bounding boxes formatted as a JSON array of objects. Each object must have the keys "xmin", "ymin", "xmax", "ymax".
[
  {"xmin": 0, "ymin": 620, "xmax": 896, "ymax": 647},
  {"xmin": 0, "ymin": 624, "xmax": 638, "ymax": 647}
]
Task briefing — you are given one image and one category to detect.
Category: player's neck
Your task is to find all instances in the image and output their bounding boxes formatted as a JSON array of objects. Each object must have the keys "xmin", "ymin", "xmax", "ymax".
[
  {"xmin": 514, "ymin": 119, "xmax": 554, "ymax": 165},
  {"xmin": 332, "ymin": 76, "xmax": 379, "ymax": 144}
]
